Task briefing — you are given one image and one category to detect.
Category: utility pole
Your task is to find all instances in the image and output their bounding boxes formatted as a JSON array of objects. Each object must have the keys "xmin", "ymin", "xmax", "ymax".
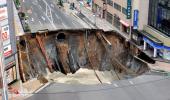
[{"xmin": 0, "ymin": 26, "xmax": 8, "ymax": 100}]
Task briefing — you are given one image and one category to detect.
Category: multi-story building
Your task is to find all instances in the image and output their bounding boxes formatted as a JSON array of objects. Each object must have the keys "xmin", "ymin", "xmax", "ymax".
[
  {"xmin": 142, "ymin": 0, "xmax": 170, "ymax": 60},
  {"xmin": 93, "ymin": 0, "xmax": 149, "ymax": 36},
  {"xmin": 0, "ymin": 0, "xmax": 19, "ymax": 85},
  {"xmin": 93, "ymin": 0, "xmax": 170, "ymax": 60}
]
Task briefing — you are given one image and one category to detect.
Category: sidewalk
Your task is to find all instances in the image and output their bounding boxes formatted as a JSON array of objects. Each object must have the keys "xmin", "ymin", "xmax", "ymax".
[
  {"xmin": 80, "ymin": 6, "xmax": 129, "ymax": 39},
  {"xmin": 149, "ymin": 61, "xmax": 170, "ymax": 73},
  {"xmin": 63, "ymin": 2, "xmax": 91, "ymax": 29},
  {"xmin": 63, "ymin": 0, "xmax": 129, "ymax": 39}
]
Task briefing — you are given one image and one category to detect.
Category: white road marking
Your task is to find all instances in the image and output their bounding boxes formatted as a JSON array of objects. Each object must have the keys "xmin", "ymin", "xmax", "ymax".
[
  {"xmin": 51, "ymin": 4, "xmax": 54, "ymax": 8},
  {"xmin": 41, "ymin": 16, "xmax": 46, "ymax": 21},
  {"xmin": 39, "ymin": 21, "xmax": 42, "ymax": 26},
  {"xmin": 129, "ymin": 81, "xmax": 134, "ymax": 85},
  {"xmin": 37, "ymin": 0, "xmax": 56, "ymax": 28},
  {"xmin": 55, "ymin": 14, "xmax": 59, "ymax": 19},
  {"xmin": 113, "ymin": 83, "xmax": 119, "ymax": 87},
  {"xmin": 31, "ymin": 18, "xmax": 34, "ymax": 22},
  {"xmin": 32, "ymin": 1, "xmax": 37, "ymax": 5},
  {"xmin": 62, "ymin": 23, "xmax": 68, "ymax": 28},
  {"xmin": 72, "ymin": 21, "xmax": 77, "ymax": 26},
  {"xmin": 38, "ymin": 5, "xmax": 42, "ymax": 9}
]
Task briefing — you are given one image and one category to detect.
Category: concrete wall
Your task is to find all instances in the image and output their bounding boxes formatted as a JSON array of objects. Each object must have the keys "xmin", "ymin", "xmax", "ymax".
[{"xmin": 93, "ymin": 0, "xmax": 103, "ymax": 7}]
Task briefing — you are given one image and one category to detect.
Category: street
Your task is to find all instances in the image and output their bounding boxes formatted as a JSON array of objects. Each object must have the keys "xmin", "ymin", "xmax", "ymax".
[{"xmin": 20, "ymin": 0, "xmax": 88, "ymax": 32}]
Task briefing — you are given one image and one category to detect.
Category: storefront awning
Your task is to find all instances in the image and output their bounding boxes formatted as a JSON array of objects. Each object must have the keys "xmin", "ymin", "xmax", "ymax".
[
  {"xmin": 120, "ymin": 20, "xmax": 129, "ymax": 27},
  {"xmin": 141, "ymin": 31, "xmax": 163, "ymax": 49},
  {"xmin": 140, "ymin": 31, "xmax": 162, "ymax": 45}
]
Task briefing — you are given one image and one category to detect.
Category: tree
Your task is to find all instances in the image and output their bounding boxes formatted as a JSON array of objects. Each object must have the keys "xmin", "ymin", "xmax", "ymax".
[{"xmin": 15, "ymin": 0, "xmax": 20, "ymax": 9}]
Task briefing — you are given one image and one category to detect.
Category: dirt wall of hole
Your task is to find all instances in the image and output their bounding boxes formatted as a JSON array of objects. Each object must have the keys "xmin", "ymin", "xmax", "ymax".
[{"xmin": 18, "ymin": 30, "xmax": 149, "ymax": 82}]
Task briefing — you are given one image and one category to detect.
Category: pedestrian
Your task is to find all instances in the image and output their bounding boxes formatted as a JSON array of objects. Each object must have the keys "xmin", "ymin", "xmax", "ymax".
[{"xmin": 73, "ymin": 2, "xmax": 75, "ymax": 9}]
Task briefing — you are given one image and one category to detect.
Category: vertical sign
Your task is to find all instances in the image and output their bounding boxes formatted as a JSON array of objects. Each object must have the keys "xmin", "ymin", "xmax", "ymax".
[
  {"xmin": 127, "ymin": 0, "xmax": 131, "ymax": 19},
  {"xmin": 0, "ymin": 0, "xmax": 12, "ymax": 57},
  {"xmin": 2, "ymin": 25, "xmax": 10, "ymax": 46},
  {"xmin": 133, "ymin": 10, "xmax": 138, "ymax": 29},
  {"xmin": 0, "ymin": 24, "xmax": 8, "ymax": 100}
]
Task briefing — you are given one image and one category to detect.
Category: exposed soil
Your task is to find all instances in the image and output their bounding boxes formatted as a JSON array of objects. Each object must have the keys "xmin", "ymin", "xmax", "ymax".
[{"xmin": 18, "ymin": 29, "xmax": 149, "ymax": 84}]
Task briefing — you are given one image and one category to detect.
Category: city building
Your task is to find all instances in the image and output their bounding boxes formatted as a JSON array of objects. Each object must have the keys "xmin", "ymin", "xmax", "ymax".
[
  {"xmin": 93, "ymin": 0, "xmax": 149, "ymax": 37},
  {"xmin": 0, "ymin": 0, "xmax": 19, "ymax": 86},
  {"xmin": 141, "ymin": 0, "xmax": 170, "ymax": 60},
  {"xmin": 93, "ymin": 0, "xmax": 170, "ymax": 61}
]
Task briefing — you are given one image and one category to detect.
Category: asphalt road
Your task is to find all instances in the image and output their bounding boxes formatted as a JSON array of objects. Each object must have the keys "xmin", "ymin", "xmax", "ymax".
[
  {"xmin": 25, "ymin": 75, "xmax": 170, "ymax": 100},
  {"xmin": 21, "ymin": 0, "xmax": 87, "ymax": 32}
]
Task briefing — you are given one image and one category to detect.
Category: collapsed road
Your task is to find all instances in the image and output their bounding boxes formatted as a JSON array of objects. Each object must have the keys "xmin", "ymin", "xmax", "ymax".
[
  {"xmin": 16, "ymin": 29, "xmax": 170, "ymax": 100},
  {"xmin": 18, "ymin": 29, "xmax": 149, "ymax": 84}
]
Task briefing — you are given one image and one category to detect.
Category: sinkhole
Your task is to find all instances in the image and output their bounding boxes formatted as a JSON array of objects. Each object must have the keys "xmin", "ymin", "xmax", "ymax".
[{"xmin": 18, "ymin": 30, "xmax": 150, "ymax": 84}]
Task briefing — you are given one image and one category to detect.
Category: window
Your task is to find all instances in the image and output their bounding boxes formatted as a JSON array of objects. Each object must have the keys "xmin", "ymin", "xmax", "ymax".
[
  {"xmin": 113, "ymin": 14, "xmax": 120, "ymax": 29},
  {"xmin": 106, "ymin": 12, "xmax": 113, "ymax": 24},
  {"xmin": 107, "ymin": 0, "xmax": 113, "ymax": 6},
  {"xmin": 122, "ymin": 7, "xmax": 127, "ymax": 15},
  {"xmin": 148, "ymin": 0, "xmax": 170, "ymax": 36},
  {"xmin": 114, "ymin": 3, "xmax": 121, "ymax": 12}
]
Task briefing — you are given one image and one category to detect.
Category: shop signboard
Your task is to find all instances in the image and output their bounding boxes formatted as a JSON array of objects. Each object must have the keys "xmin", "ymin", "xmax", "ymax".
[
  {"xmin": 3, "ymin": 44, "xmax": 12, "ymax": 57},
  {"xmin": 1, "ymin": 25, "xmax": 10, "ymax": 46},
  {"xmin": 0, "ymin": 20, "xmax": 8, "ymax": 100},
  {"xmin": 6, "ymin": 66, "xmax": 17, "ymax": 84},
  {"xmin": 127, "ymin": 0, "xmax": 131, "ymax": 19},
  {"xmin": 0, "ymin": 0, "xmax": 7, "ymax": 6},
  {"xmin": 0, "ymin": 0, "xmax": 12, "ymax": 57},
  {"xmin": 133, "ymin": 10, "xmax": 138, "ymax": 29},
  {"xmin": 0, "ymin": 7, "xmax": 8, "ymax": 21}
]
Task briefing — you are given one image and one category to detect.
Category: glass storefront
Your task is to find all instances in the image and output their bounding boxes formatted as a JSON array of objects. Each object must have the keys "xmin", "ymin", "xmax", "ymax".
[
  {"xmin": 148, "ymin": 0, "xmax": 170, "ymax": 36},
  {"xmin": 163, "ymin": 49, "xmax": 170, "ymax": 60}
]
